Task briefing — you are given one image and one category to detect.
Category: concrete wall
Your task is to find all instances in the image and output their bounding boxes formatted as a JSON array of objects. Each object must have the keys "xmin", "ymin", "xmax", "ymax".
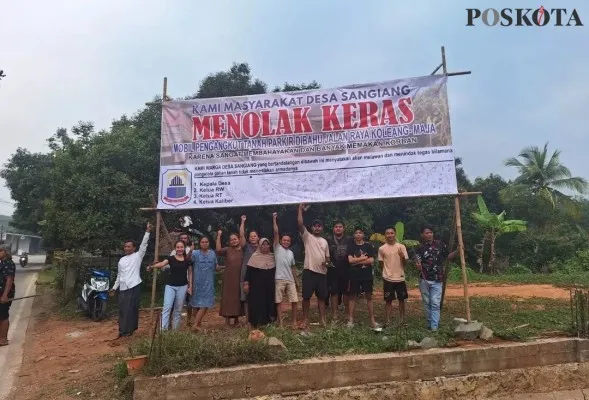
[{"xmin": 133, "ymin": 338, "xmax": 589, "ymax": 400}]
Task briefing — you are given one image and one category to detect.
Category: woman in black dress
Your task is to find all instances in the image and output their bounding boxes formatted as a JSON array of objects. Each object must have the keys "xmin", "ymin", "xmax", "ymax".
[{"xmin": 243, "ymin": 238, "xmax": 276, "ymax": 328}]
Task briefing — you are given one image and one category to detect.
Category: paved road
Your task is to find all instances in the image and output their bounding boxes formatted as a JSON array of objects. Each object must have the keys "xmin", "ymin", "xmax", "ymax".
[{"xmin": 0, "ymin": 263, "xmax": 43, "ymax": 400}]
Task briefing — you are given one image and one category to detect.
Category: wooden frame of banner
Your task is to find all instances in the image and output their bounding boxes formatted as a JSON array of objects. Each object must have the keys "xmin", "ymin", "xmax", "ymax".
[
  {"xmin": 432, "ymin": 46, "xmax": 475, "ymax": 323},
  {"xmin": 141, "ymin": 45, "xmax": 476, "ymax": 330}
]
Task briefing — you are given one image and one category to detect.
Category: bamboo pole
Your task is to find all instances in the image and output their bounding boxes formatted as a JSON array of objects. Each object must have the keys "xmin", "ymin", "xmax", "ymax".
[
  {"xmin": 454, "ymin": 195, "xmax": 472, "ymax": 322},
  {"xmin": 149, "ymin": 77, "xmax": 167, "ymax": 330},
  {"xmin": 150, "ymin": 194, "xmax": 174, "ymax": 246},
  {"xmin": 149, "ymin": 211, "xmax": 161, "ymax": 328},
  {"xmin": 441, "ymin": 46, "xmax": 447, "ymax": 75}
]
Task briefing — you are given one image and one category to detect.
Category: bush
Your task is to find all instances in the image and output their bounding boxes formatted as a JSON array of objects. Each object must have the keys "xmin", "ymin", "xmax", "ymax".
[
  {"xmin": 132, "ymin": 331, "xmax": 284, "ymax": 376},
  {"xmin": 447, "ymin": 264, "xmax": 475, "ymax": 281},
  {"xmin": 549, "ymin": 249, "xmax": 589, "ymax": 274},
  {"xmin": 507, "ymin": 263, "xmax": 533, "ymax": 275}
]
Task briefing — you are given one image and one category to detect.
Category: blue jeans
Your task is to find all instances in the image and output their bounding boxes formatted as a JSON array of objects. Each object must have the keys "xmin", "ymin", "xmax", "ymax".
[
  {"xmin": 161, "ymin": 284, "xmax": 188, "ymax": 330},
  {"xmin": 419, "ymin": 279, "xmax": 442, "ymax": 330}
]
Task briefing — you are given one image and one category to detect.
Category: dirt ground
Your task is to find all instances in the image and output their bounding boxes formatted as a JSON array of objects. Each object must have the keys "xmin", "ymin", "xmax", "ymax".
[
  {"xmin": 435, "ymin": 283, "xmax": 570, "ymax": 300},
  {"xmin": 10, "ymin": 282, "xmax": 571, "ymax": 400}
]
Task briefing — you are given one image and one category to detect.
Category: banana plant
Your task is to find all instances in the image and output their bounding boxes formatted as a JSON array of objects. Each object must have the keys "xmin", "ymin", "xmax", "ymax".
[
  {"xmin": 472, "ymin": 195, "xmax": 527, "ymax": 273},
  {"xmin": 369, "ymin": 221, "xmax": 419, "ymax": 248}
]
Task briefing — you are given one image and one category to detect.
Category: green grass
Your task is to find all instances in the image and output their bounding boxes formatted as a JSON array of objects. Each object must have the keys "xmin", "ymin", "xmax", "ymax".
[
  {"xmin": 445, "ymin": 267, "xmax": 589, "ymax": 288},
  {"xmin": 36, "ymin": 267, "xmax": 57, "ymax": 285},
  {"xmin": 131, "ymin": 295, "xmax": 573, "ymax": 377}
]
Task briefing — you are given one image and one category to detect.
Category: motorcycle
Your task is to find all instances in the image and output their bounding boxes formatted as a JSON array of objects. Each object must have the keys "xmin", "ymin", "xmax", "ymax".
[
  {"xmin": 19, "ymin": 253, "xmax": 28, "ymax": 268},
  {"xmin": 77, "ymin": 269, "xmax": 110, "ymax": 321}
]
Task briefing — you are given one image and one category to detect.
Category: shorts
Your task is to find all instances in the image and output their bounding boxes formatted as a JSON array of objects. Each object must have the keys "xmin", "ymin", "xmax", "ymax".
[
  {"xmin": 0, "ymin": 302, "xmax": 12, "ymax": 321},
  {"xmin": 302, "ymin": 269, "xmax": 328, "ymax": 301},
  {"xmin": 275, "ymin": 280, "xmax": 298, "ymax": 303},
  {"xmin": 327, "ymin": 269, "xmax": 349, "ymax": 296},
  {"xmin": 383, "ymin": 280, "xmax": 408, "ymax": 302},
  {"xmin": 349, "ymin": 279, "xmax": 373, "ymax": 296}
]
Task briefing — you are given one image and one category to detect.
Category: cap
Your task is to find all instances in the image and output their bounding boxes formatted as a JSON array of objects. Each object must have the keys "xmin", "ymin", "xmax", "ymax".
[{"xmin": 311, "ymin": 219, "xmax": 323, "ymax": 226}]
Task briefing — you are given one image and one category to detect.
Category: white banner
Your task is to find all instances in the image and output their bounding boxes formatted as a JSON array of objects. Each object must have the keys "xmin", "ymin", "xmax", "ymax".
[{"xmin": 158, "ymin": 75, "xmax": 457, "ymax": 209}]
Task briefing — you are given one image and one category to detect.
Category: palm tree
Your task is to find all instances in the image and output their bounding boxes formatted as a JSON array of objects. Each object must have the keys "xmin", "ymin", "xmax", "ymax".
[
  {"xmin": 472, "ymin": 196, "xmax": 527, "ymax": 273},
  {"xmin": 501, "ymin": 143, "xmax": 588, "ymax": 214}
]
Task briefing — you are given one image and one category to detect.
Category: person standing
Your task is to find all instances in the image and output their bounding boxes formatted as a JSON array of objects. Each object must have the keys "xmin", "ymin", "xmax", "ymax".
[
  {"xmin": 171, "ymin": 232, "xmax": 192, "ymax": 256},
  {"xmin": 272, "ymin": 212, "xmax": 298, "ymax": 329},
  {"xmin": 243, "ymin": 238, "xmax": 276, "ymax": 328},
  {"xmin": 216, "ymin": 230, "xmax": 244, "ymax": 327},
  {"xmin": 170, "ymin": 232, "xmax": 192, "ymax": 327},
  {"xmin": 326, "ymin": 221, "xmax": 351, "ymax": 323},
  {"xmin": 110, "ymin": 223, "xmax": 152, "ymax": 339},
  {"xmin": 414, "ymin": 225, "xmax": 458, "ymax": 331},
  {"xmin": 190, "ymin": 236, "xmax": 218, "ymax": 331},
  {"xmin": 239, "ymin": 215, "xmax": 259, "ymax": 320},
  {"xmin": 347, "ymin": 227, "xmax": 378, "ymax": 329},
  {"xmin": 378, "ymin": 227, "xmax": 409, "ymax": 326},
  {"xmin": 297, "ymin": 204, "xmax": 330, "ymax": 330},
  {"xmin": 0, "ymin": 244, "xmax": 15, "ymax": 346},
  {"xmin": 148, "ymin": 240, "xmax": 192, "ymax": 330}
]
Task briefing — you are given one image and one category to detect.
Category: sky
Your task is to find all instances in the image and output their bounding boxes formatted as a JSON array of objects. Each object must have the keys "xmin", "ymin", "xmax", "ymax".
[{"xmin": 0, "ymin": 0, "xmax": 588, "ymax": 216}]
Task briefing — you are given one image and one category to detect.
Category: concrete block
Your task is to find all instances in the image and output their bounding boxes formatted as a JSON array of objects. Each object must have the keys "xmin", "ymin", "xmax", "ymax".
[
  {"xmin": 454, "ymin": 321, "xmax": 483, "ymax": 340},
  {"xmin": 419, "ymin": 337, "xmax": 439, "ymax": 349},
  {"xmin": 133, "ymin": 338, "xmax": 589, "ymax": 400},
  {"xmin": 480, "ymin": 326, "xmax": 494, "ymax": 341},
  {"xmin": 552, "ymin": 389, "xmax": 585, "ymax": 399}
]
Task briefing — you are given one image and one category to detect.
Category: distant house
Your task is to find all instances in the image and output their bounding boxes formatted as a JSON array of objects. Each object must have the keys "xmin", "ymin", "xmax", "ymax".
[
  {"xmin": 1, "ymin": 232, "xmax": 42, "ymax": 255},
  {"xmin": 0, "ymin": 214, "xmax": 43, "ymax": 255}
]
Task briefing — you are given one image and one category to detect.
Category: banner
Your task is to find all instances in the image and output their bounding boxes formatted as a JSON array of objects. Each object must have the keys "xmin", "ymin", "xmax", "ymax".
[{"xmin": 158, "ymin": 75, "xmax": 457, "ymax": 209}]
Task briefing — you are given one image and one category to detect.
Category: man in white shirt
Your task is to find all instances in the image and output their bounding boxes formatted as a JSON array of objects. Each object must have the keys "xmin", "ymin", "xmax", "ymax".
[{"xmin": 110, "ymin": 223, "xmax": 152, "ymax": 339}]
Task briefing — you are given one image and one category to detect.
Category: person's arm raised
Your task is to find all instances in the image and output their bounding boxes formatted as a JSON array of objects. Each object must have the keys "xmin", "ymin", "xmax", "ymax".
[
  {"xmin": 137, "ymin": 222, "xmax": 152, "ymax": 259},
  {"xmin": 239, "ymin": 215, "xmax": 247, "ymax": 248},
  {"xmin": 272, "ymin": 212, "xmax": 280, "ymax": 247},
  {"xmin": 215, "ymin": 230, "xmax": 226, "ymax": 255},
  {"xmin": 297, "ymin": 204, "xmax": 307, "ymax": 236}
]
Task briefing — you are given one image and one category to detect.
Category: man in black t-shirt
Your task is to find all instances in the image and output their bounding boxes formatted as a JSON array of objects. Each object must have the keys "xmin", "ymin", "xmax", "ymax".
[
  {"xmin": 346, "ymin": 227, "xmax": 378, "ymax": 329},
  {"xmin": 325, "ymin": 221, "xmax": 351, "ymax": 322}
]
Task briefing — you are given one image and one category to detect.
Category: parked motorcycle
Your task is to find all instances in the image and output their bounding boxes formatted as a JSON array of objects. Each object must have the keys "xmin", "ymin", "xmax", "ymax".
[
  {"xmin": 77, "ymin": 269, "xmax": 110, "ymax": 321},
  {"xmin": 19, "ymin": 253, "xmax": 28, "ymax": 267}
]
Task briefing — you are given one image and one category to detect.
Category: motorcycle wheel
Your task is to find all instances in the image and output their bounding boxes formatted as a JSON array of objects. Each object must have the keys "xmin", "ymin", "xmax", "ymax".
[{"xmin": 90, "ymin": 298, "xmax": 107, "ymax": 322}]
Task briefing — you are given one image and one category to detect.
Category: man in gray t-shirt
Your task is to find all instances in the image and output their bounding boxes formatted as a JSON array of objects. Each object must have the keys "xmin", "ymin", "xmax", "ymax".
[{"xmin": 273, "ymin": 212, "xmax": 298, "ymax": 328}]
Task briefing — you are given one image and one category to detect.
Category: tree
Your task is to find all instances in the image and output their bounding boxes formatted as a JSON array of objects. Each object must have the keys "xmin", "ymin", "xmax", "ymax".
[
  {"xmin": 0, "ymin": 148, "xmax": 53, "ymax": 234},
  {"xmin": 501, "ymin": 143, "xmax": 588, "ymax": 216},
  {"xmin": 272, "ymin": 82, "xmax": 320, "ymax": 92},
  {"xmin": 472, "ymin": 195, "xmax": 527, "ymax": 273},
  {"xmin": 369, "ymin": 222, "xmax": 420, "ymax": 248},
  {"xmin": 194, "ymin": 63, "xmax": 267, "ymax": 99}
]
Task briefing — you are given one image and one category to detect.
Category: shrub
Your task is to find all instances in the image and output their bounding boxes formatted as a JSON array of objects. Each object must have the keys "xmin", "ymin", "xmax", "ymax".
[
  {"xmin": 549, "ymin": 249, "xmax": 589, "ymax": 274},
  {"xmin": 507, "ymin": 263, "xmax": 533, "ymax": 275},
  {"xmin": 446, "ymin": 264, "xmax": 475, "ymax": 282}
]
